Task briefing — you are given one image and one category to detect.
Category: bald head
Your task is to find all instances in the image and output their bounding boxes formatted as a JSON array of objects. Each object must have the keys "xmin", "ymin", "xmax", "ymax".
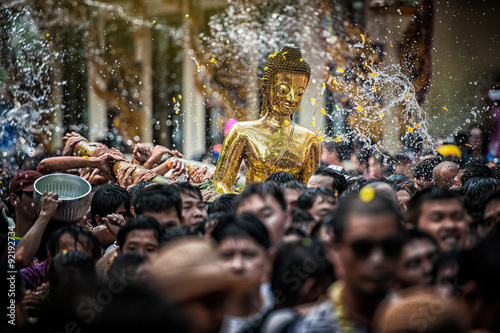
[{"xmin": 433, "ymin": 162, "xmax": 459, "ymax": 188}]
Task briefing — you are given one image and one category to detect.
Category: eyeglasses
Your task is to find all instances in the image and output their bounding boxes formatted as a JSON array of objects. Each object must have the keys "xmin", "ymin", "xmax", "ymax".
[{"xmin": 348, "ymin": 237, "xmax": 402, "ymax": 259}]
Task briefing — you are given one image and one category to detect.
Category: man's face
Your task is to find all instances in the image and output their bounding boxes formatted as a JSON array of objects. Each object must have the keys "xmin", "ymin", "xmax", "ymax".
[
  {"xmin": 396, "ymin": 190, "xmax": 411, "ymax": 213},
  {"xmin": 338, "ymin": 213, "xmax": 401, "ymax": 297},
  {"xmin": 308, "ymin": 195, "xmax": 335, "ymax": 222},
  {"xmin": 417, "ymin": 199, "xmax": 469, "ymax": 251},
  {"xmin": 114, "ymin": 203, "xmax": 131, "ymax": 219},
  {"xmin": 396, "ymin": 238, "xmax": 439, "ymax": 289},
  {"xmin": 121, "ymin": 229, "xmax": 159, "ymax": 260},
  {"xmin": 236, "ymin": 194, "xmax": 287, "ymax": 245},
  {"xmin": 218, "ymin": 237, "xmax": 268, "ymax": 287},
  {"xmin": 143, "ymin": 209, "xmax": 180, "ymax": 231},
  {"xmin": 307, "ymin": 175, "xmax": 333, "ymax": 191},
  {"xmin": 180, "ymin": 192, "xmax": 207, "ymax": 229},
  {"xmin": 283, "ymin": 188, "xmax": 303, "ymax": 211},
  {"xmin": 57, "ymin": 233, "xmax": 93, "ymax": 257},
  {"xmin": 481, "ymin": 198, "xmax": 500, "ymax": 237},
  {"xmin": 12, "ymin": 191, "xmax": 36, "ymax": 221},
  {"xmin": 321, "ymin": 147, "xmax": 339, "ymax": 166}
]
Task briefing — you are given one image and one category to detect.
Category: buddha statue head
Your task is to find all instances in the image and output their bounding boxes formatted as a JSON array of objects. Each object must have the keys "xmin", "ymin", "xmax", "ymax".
[{"xmin": 260, "ymin": 45, "xmax": 312, "ymax": 117}]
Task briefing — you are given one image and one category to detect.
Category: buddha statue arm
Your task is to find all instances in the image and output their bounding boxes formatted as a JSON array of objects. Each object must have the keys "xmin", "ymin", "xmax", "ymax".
[
  {"xmin": 214, "ymin": 126, "xmax": 246, "ymax": 194},
  {"xmin": 300, "ymin": 135, "xmax": 321, "ymax": 183}
]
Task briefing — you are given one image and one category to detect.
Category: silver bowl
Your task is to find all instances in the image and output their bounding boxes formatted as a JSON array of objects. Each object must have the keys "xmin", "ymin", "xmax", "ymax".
[{"xmin": 33, "ymin": 173, "xmax": 92, "ymax": 222}]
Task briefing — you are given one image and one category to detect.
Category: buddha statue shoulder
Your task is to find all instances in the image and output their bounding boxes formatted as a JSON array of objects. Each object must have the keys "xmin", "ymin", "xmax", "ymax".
[{"xmin": 214, "ymin": 45, "xmax": 320, "ymax": 194}]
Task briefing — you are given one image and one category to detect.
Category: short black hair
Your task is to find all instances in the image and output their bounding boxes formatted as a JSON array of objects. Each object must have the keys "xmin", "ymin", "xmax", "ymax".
[
  {"xmin": 129, "ymin": 181, "xmax": 155, "ymax": 207},
  {"xmin": 171, "ymin": 182, "xmax": 203, "ymax": 201},
  {"xmin": 117, "ymin": 215, "xmax": 165, "ymax": 249},
  {"xmin": 387, "ymin": 173, "xmax": 417, "ymax": 194},
  {"xmin": 403, "ymin": 228, "xmax": 439, "ymax": 249},
  {"xmin": 407, "ymin": 187, "xmax": 465, "ymax": 226},
  {"xmin": 292, "ymin": 208, "xmax": 315, "ymax": 224},
  {"xmin": 311, "ymin": 167, "xmax": 347, "ymax": 195},
  {"xmin": 265, "ymin": 171, "xmax": 296, "ymax": 185},
  {"xmin": 211, "ymin": 212, "xmax": 271, "ymax": 250},
  {"xmin": 296, "ymin": 187, "xmax": 337, "ymax": 212},
  {"xmin": 460, "ymin": 162, "xmax": 493, "ymax": 185},
  {"xmin": 197, "ymin": 212, "xmax": 228, "ymax": 235},
  {"xmin": 237, "ymin": 182, "xmax": 287, "ymax": 212},
  {"xmin": 107, "ymin": 252, "xmax": 148, "ymax": 282},
  {"xmin": 207, "ymin": 194, "xmax": 237, "ymax": 215},
  {"xmin": 46, "ymin": 225, "xmax": 102, "ymax": 259},
  {"xmin": 413, "ymin": 157, "xmax": 442, "ymax": 181},
  {"xmin": 91, "ymin": 184, "xmax": 130, "ymax": 227},
  {"xmin": 463, "ymin": 177, "xmax": 500, "ymax": 207},
  {"xmin": 322, "ymin": 141, "xmax": 351, "ymax": 160},
  {"xmin": 49, "ymin": 251, "xmax": 97, "ymax": 290},
  {"xmin": 333, "ymin": 193, "xmax": 402, "ymax": 242},
  {"xmin": 161, "ymin": 225, "xmax": 194, "ymax": 244},
  {"xmin": 271, "ymin": 238, "xmax": 334, "ymax": 308},
  {"xmin": 133, "ymin": 184, "xmax": 182, "ymax": 220},
  {"xmin": 280, "ymin": 180, "xmax": 307, "ymax": 192}
]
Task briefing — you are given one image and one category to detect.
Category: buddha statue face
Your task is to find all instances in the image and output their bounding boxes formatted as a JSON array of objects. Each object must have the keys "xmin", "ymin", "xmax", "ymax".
[{"xmin": 268, "ymin": 72, "xmax": 308, "ymax": 116}]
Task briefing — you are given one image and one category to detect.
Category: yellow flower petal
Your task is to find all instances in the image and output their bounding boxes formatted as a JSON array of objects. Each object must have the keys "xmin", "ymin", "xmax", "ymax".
[
  {"xmin": 300, "ymin": 107, "xmax": 303, "ymax": 112},
  {"xmin": 173, "ymin": 97, "xmax": 176, "ymax": 103},
  {"xmin": 373, "ymin": 84, "xmax": 377, "ymax": 92},
  {"xmin": 359, "ymin": 185, "xmax": 375, "ymax": 203},
  {"xmin": 379, "ymin": 114, "xmax": 384, "ymax": 119},
  {"xmin": 415, "ymin": 123, "xmax": 420, "ymax": 128},
  {"xmin": 46, "ymin": 33, "xmax": 50, "ymax": 37},
  {"xmin": 407, "ymin": 127, "xmax": 414, "ymax": 133},
  {"xmin": 337, "ymin": 68, "xmax": 344, "ymax": 73},
  {"xmin": 323, "ymin": 83, "xmax": 326, "ymax": 88},
  {"xmin": 321, "ymin": 108, "xmax": 327, "ymax": 115},
  {"xmin": 284, "ymin": 120, "xmax": 290, "ymax": 126},
  {"xmin": 356, "ymin": 105, "xmax": 362, "ymax": 111},
  {"xmin": 178, "ymin": 95, "xmax": 182, "ymax": 100},
  {"xmin": 318, "ymin": 136, "xmax": 323, "ymax": 141},
  {"xmin": 370, "ymin": 72, "xmax": 378, "ymax": 77},
  {"xmin": 311, "ymin": 121, "xmax": 316, "ymax": 127},
  {"xmin": 300, "ymin": 58, "xmax": 303, "ymax": 62},
  {"xmin": 274, "ymin": 152, "xmax": 279, "ymax": 156},
  {"xmin": 335, "ymin": 105, "xmax": 339, "ymax": 109},
  {"xmin": 360, "ymin": 34, "xmax": 365, "ymax": 43},
  {"xmin": 335, "ymin": 136, "xmax": 341, "ymax": 143},
  {"xmin": 185, "ymin": 14, "xmax": 189, "ymax": 18},
  {"xmin": 443, "ymin": 106, "xmax": 448, "ymax": 110}
]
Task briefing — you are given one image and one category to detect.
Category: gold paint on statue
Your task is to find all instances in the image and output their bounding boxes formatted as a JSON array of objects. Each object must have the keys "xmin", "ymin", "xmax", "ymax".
[{"xmin": 214, "ymin": 45, "xmax": 320, "ymax": 194}]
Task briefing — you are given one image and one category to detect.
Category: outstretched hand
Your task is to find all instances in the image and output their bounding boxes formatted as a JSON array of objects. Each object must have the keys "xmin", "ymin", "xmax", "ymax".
[
  {"xmin": 39, "ymin": 192, "xmax": 61, "ymax": 218},
  {"xmin": 62, "ymin": 132, "xmax": 88, "ymax": 156}
]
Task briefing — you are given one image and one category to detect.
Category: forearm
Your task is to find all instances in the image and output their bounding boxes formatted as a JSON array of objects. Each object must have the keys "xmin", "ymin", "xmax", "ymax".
[
  {"xmin": 152, "ymin": 159, "xmax": 171, "ymax": 175},
  {"xmin": 92, "ymin": 225, "xmax": 116, "ymax": 248},
  {"xmin": 14, "ymin": 213, "xmax": 51, "ymax": 268},
  {"xmin": 37, "ymin": 156, "xmax": 103, "ymax": 175},
  {"xmin": 143, "ymin": 146, "xmax": 169, "ymax": 169}
]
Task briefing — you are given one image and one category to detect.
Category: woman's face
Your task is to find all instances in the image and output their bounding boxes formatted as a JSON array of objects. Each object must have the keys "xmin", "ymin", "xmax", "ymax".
[
  {"xmin": 468, "ymin": 127, "xmax": 483, "ymax": 149},
  {"xmin": 269, "ymin": 72, "xmax": 308, "ymax": 116}
]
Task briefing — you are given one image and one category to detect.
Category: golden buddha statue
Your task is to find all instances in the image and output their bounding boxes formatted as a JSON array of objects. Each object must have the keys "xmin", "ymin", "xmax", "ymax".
[{"xmin": 214, "ymin": 45, "xmax": 321, "ymax": 194}]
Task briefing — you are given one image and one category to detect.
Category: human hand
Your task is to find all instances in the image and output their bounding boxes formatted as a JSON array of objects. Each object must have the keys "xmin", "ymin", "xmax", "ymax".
[
  {"xmin": 98, "ymin": 151, "xmax": 129, "ymax": 181},
  {"xmin": 102, "ymin": 213, "xmax": 126, "ymax": 238},
  {"xmin": 189, "ymin": 166, "xmax": 207, "ymax": 183},
  {"xmin": 168, "ymin": 158, "xmax": 188, "ymax": 177},
  {"xmin": 203, "ymin": 168, "xmax": 216, "ymax": 181},
  {"xmin": 202, "ymin": 189, "xmax": 220, "ymax": 202},
  {"xmin": 39, "ymin": 192, "xmax": 61, "ymax": 218},
  {"xmin": 62, "ymin": 132, "xmax": 88, "ymax": 156},
  {"xmin": 127, "ymin": 168, "xmax": 157, "ymax": 190},
  {"xmin": 133, "ymin": 143, "xmax": 153, "ymax": 165},
  {"xmin": 21, "ymin": 290, "xmax": 43, "ymax": 317},
  {"xmin": 115, "ymin": 164, "xmax": 137, "ymax": 189}
]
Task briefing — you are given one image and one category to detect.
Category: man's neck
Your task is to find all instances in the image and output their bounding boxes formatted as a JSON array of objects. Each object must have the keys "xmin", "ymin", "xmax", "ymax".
[
  {"xmin": 225, "ymin": 286, "xmax": 263, "ymax": 318},
  {"xmin": 343, "ymin": 285, "xmax": 387, "ymax": 327}
]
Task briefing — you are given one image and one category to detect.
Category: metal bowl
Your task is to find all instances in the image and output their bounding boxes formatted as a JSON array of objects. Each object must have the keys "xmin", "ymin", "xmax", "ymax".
[{"xmin": 33, "ymin": 173, "xmax": 92, "ymax": 222}]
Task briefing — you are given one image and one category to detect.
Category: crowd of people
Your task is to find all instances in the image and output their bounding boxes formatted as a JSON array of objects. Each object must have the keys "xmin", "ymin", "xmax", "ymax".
[{"xmin": 2, "ymin": 127, "xmax": 500, "ymax": 333}]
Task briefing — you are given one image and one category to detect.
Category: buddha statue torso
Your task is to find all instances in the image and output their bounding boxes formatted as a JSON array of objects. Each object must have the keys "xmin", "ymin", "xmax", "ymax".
[{"xmin": 214, "ymin": 45, "xmax": 320, "ymax": 194}]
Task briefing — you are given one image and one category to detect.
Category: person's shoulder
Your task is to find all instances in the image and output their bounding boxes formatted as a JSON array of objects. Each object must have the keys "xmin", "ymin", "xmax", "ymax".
[{"xmin": 291, "ymin": 300, "xmax": 341, "ymax": 333}]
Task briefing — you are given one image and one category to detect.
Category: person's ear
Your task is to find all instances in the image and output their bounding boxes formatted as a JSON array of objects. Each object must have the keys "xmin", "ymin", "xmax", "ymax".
[
  {"xmin": 9, "ymin": 193, "xmax": 18, "ymax": 207},
  {"xmin": 95, "ymin": 214, "xmax": 102, "ymax": 226},
  {"xmin": 461, "ymin": 281, "xmax": 483, "ymax": 319},
  {"xmin": 130, "ymin": 205, "xmax": 136, "ymax": 217}
]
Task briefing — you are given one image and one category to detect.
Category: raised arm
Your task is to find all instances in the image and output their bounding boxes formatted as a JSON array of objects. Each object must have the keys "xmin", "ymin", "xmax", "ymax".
[
  {"xmin": 214, "ymin": 125, "xmax": 246, "ymax": 194},
  {"xmin": 299, "ymin": 134, "xmax": 320, "ymax": 184}
]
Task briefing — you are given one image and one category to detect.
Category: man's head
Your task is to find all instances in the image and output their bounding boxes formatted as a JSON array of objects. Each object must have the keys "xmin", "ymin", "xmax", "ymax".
[
  {"xmin": 133, "ymin": 184, "xmax": 182, "ymax": 231},
  {"xmin": 265, "ymin": 171, "xmax": 295, "ymax": 186},
  {"xmin": 413, "ymin": 157, "xmax": 441, "ymax": 191},
  {"xmin": 46, "ymin": 225, "xmax": 102, "ymax": 262},
  {"xmin": 171, "ymin": 183, "xmax": 207, "ymax": 229},
  {"xmin": 321, "ymin": 141, "xmax": 350, "ymax": 166},
  {"xmin": 396, "ymin": 229, "xmax": 439, "ymax": 289},
  {"xmin": 236, "ymin": 182, "xmax": 290, "ymax": 246},
  {"xmin": 8, "ymin": 170, "xmax": 42, "ymax": 221},
  {"xmin": 307, "ymin": 167, "xmax": 347, "ymax": 195},
  {"xmin": 433, "ymin": 161, "xmax": 459, "ymax": 188},
  {"xmin": 296, "ymin": 187, "xmax": 337, "ymax": 222},
  {"xmin": 454, "ymin": 162, "xmax": 493, "ymax": 189},
  {"xmin": 333, "ymin": 193, "xmax": 403, "ymax": 298},
  {"xmin": 211, "ymin": 213, "xmax": 271, "ymax": 288},
  {"xmin": 91, "ymin": 184, "xmax": 131, "ymax": 227},
  {"xmin": 479, "ymin": 190, "xmax": 500, "ymax": 237},
  {"xmin": 117, "ymin": 215, "xmax": 165, "ymax": 260},
  {"xmin": 407, "ymin": 188, "xmax": 469, "ymax": 251},
  {"xmin": 280, "ymin": 180, "xmax": 307, "ymax": 211}
]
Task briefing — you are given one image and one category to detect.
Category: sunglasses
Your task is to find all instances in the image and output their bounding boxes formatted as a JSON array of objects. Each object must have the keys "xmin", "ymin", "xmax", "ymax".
[{"xmin": 348, "ymin": 237, "xmax": 402, "ymax": 259}]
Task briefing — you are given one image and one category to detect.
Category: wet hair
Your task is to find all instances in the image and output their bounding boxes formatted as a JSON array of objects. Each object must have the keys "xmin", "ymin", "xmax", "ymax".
[
  {"xmin": 463, "ymin": 177, "xmax": 500, "ymax": 206},
  {"xmin": 161, "ymin": 225, "xmax": 194, "ymax": 244},
  {"xmin": 407, "ymin": 187, "xmax": 465, "ymax": 227},
  {"xmin": 393, "ymin": 184, "xmax": 412, "ymax": 196},
  {"xmin": 197, "ymin": 212, "xmax": 228, "ymax": 235},
  {"xmin": 211, "ymin": 212, "xmax": 271, "ymax": 250},
  {"xmin": 459, "ymin": 162, "xmax": 493, "ymax": 185},
  {"xmin": 129, "ymin": 181, "xmax": 155, "ymax": 207},
  {"xmin": 387, "ymin": 173, "xmax": 417, "ymax": 194},
  {"xmin": 171, "ymin": 182, "xmax": 203, "ymax": 202},
  {"xmin": 296, "ymin": 187, "xmax": 337, "ymax": 212},
  {"xmin": 49, "ymin": 251, "xmax": 97, "ymax": 291},
  {"xmin": 403, "ymin": 228, "xmax": 439, "ymax": 249},
  {"xmin": 271, "ymin": 238, "xmax": 334, "ymax": 308},
  {"xmin": 292, "ymin": 208, "xmax": 315, "ymax": 224},
  {"xmin": 322, "ymin": 141, "xmax": 351, "ymax": 161},
  {"xmin": 237, "ymin": 182, "xmax": 287, "ymax": 212},
  {"xmin": 91, "ymin": 184, "xmax": 130, "ymax": 227},
  {"xmin": 311, "ymin": 166, "xmax": 347, "ymax": 195},
  {"xmin": 207, "ymin": 194, "xmax": 237, "ymax": 215},
  {"xmin": 107, "ymin": 252, "xmax": 148, "ymax": 283},
  {"xmin": 133, "ymin": 184, "xmax": 182, "ymax": 220},
  {"xmin": 456, "ymin": 230, "xmax": 500, "ymax": 302},
  {"xmin": 413, "ymin": 157, "xmax": 442, "ymax": 181},
  {"xmin": 280, "ymin": 180, "xmax": 307, "ymax": 192},
  {"xmin": 265, "ymin": 171, "xmax": 296, "ymax": 185},
  {"xmin": 333, "ymin": 193, "xmax": 402, "ymax": 242},
  {"xmin": 117, "ymin": 215, "xmax": 165, "ymax": 249},
  {"xmin": 284, "ymin": 227, "xmax": 306, "ymax": 238},
  {"xmin": 46, "ymin": 225, "xmax": 102, "ymax": 259}
]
